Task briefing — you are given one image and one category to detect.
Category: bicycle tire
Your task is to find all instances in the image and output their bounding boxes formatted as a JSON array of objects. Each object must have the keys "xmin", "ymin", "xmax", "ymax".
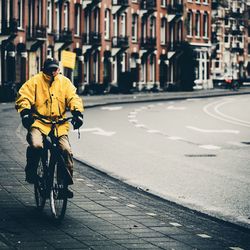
[
  {"xmin": 50, "ymin": 162, "xmax": 67, "ymax": 221},
  {"xmin": 34, "ymin": 158, "xmax": 46, "ymax": 211}
]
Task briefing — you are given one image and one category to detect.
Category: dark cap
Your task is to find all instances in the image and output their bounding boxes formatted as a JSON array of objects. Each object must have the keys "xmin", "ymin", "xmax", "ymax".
[{"xmin": 43, "ymin": 58, "xmax": 59, "ymax": 71}]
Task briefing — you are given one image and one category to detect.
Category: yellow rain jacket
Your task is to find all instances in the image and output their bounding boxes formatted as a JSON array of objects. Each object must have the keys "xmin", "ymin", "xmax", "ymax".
[{"xmin": 15, "ymin": 72, "xmax": 84, "ymax": 137}]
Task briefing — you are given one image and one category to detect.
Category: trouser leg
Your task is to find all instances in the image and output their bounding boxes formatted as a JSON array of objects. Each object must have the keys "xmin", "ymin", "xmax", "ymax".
[
  {"xmin": 58, "ymin": 135, "xmax": 74, "ymax": 179},
  {"xmin": 25, "ymin": 128, "xmax": 44, "ymax": 182}
]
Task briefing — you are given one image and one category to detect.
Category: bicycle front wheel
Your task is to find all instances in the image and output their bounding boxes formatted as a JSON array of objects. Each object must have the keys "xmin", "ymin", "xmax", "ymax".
[
  {"xmin": 50, "ymin": 162, "xmax": 67, "ymax": 221},
  {"xmin": 34, "ymin": 158, "xmax": 46, "ymax": 211}
]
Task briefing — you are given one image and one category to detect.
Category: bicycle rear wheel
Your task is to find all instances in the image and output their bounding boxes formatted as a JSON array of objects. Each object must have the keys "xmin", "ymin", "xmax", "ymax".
[
  {"xmin": 34, "ymin": 158, "xmax": 46, "ymax": 211},
  {"xmin": 50, "ymin": 162, "xmax": 67, "ymax": 221}
]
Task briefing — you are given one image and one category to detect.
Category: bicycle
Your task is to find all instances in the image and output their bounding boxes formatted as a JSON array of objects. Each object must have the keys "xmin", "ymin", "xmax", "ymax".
[{"xmin": 33, "ymin": 116, "xmax": 75, "ymax": 221}]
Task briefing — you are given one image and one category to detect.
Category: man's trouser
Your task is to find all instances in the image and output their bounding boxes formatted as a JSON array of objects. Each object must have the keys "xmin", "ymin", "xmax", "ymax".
[{"xmin": 26, "ymin": 127, "xmax": 74, "ymax": 178}]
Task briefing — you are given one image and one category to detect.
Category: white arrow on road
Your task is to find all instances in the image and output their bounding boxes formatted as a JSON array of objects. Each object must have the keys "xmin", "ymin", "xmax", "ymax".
[{"xmin": 72, "ymin": 127, "xmax": 116, "ymax": 136}]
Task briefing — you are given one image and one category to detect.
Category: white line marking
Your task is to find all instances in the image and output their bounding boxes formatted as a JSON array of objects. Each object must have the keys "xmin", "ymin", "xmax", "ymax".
[
  {"xmin": 73, "ymin": 128, "xmax": 116, "ymax": 136},
  {"xmin": 168, "ymin": 136, "xmax": 183, "ymax": 140},
  {"xmin": 127, "ymin": 204, "xmax": 136, "ymax": 208},
  {"xmin": 197, "ymin": 234, "xmax": 211, "ymax": 238},
  {"xmin": 146, "ymin": 213, "xmax": 157, "ymax": 216},
  {"xmin": 229, "ymin": 247, "xmax": 244, "ymax": 250},
  {"xmin": 129, "ymin": 119, "xmax": 138, "ymax": 123},
  {"xmin": 109, "ymin": 196, "xmax": 119, "ymax": 200},
  {"xmin": 97, "ymin": 189, "xmax": 105, "ymax": 193},
  {"xmin": 135, "ymin": 124, "xmax": 146, "ymax": 128},
  {"xmin": 101, "ymin": 106, "xmax": 123, "ymax": 111},
  {"xmin": 86, "ymin": 184, "xmax": 94, "ymax": 187},
  {"xmin": 169, "ymin": 222, "xmax": 182, "ymax": 227},
  {"xmin": 199, "ymin": 145, "xmax": 221, "ymax": 150},
  {"xmin": 147, "ymin": 130, "xmax": 160, "ymax": 133},
  {"xmin": 203, "ymin": 100, "xmax": 250, "ymax": 128},
  {"xmin": 167, "ymin": 105, "xmax": 187, "ymax": 110},
  {"xmin": 186, "ymin": 126, "xmax": 239, "ymax": 134}
]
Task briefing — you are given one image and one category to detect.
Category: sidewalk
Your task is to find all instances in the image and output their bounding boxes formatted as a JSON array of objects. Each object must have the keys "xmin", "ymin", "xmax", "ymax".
[
  {"xmin": 0, "ymin": 88, "xmax": 250, "ymax": 249},
  {"xmin": 82, "ymin": 87, "xmax": 250, "ymax": 108}
]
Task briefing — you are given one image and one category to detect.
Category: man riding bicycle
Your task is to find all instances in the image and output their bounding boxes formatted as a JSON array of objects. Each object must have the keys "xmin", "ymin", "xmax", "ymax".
[{"xmin": 15, "ymin": 58, "xmax": 84, "ymax": 198}]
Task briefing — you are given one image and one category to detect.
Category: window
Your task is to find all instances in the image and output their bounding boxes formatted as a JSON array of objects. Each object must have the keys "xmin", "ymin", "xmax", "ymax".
[
  {"xmin": 63, "ymin": 2, "xmax": 69, "ymax": 30},
  {"xmin": 187, "ymin": 11, "xmax": 192, "ymax": 36},
  {"xmin": 55, "ymin": 3, "xmax": 60, "ymax": 32},
  {"xmin": 47, "ymin": 0, "xmax": 52, "ymax": 32},
  {"xmin": 161, "ymin": 0, "xmax": 166, "ymax": 7},
  {"xmin": 93, "ymin": 52, "xmax": 99, "ymax": 83},
  {"xmin": 18, "ymin": 0, "xmax": 24, "ymax": 29},
  {"xmin": 37, "ymin": 1, "xmax": 42, "ymax": 26},
  {"xmin": 121, "ymin": 13, "xmax": 127, "ymax": 37},
  {"xmin": 149, "ymin": 55, "xmax": 155, "ymax": 82},
  {"xmin": 160, "ymin": 18, "xmax": 166, "ymax": 44},
  {"xmin": 195, "ymin": 12, "xmax": 200, "ymax": 37},
  {"xmin": 150, "ymin": 16, "xmax": 156, "ymax": 38},
  {"xmin": 203, "ymin": 0, "xmax": 208, "ymax": 4},
  {"xmin": 203, "ymin": 12, "xmax": 208, "ymax": 38},
  {"xmin": 94, "ymin": 8, "xmax": 99, "ymax": 33},
  {"xmin": 104, "ymin": 9, "xmax": 110, "ymax": 39},
  {"xmin": 132, "ymin": 14, "xmax": 138, "ymax": 42},
  {"xmin": 177, "ymin": 21, "xmax": 182, "ymax": 41},
  {"xmin": 74, "ymin": 4, "xmax": 80, "ymax": 36}
]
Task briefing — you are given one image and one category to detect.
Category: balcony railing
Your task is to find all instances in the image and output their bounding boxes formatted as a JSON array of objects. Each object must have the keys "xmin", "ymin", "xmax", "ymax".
[
  {"xmin": 166, "ymin": 41, "xmax": 182, "ymax": 51},
  {"xmin": 140, "ymin": 0, "xmax": 156, "ymax": 11},
  {"xmin": 167, "ymin": 3, "xmax": 183, "ymax": 14},
  {"xmin": 54, "ymin": 29, "xmax": 73, "ymax": 43},
  {"xmin": 140, "ymin": 36, "xmax": 156, "ymax": 49},
  {"xmin": 82, "ymin": 32, "xmax": 102, "ymax": 46},
  {"xmin": 112, "ymin": 36, "xmax": 129, "ymax": 48},
  {"xmin": 0, "ymin": 19, "xmax": 18, "ymax": 35},
  {"xmin": 112, "ymin": 0, "xmax": 129, "ymax": 6},
  {"xmin": 26, "ymin": 25, "xmax": 47, "ymax": 40}
]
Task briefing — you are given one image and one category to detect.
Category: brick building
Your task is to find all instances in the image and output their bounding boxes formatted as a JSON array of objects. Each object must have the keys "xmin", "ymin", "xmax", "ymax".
[{"xmin": 4, "ymin": 0, "xmax": 248, "ymax": 99}]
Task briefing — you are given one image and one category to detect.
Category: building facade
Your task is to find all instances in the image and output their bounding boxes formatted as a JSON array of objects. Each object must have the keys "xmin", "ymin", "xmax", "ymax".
[
  {"xmin": 211, "ymin": 0, "xmax": 248, "ymax": 84},
  {"xmin": 0, "ymin": 0, "xmax": 247, "ymax": 99}
]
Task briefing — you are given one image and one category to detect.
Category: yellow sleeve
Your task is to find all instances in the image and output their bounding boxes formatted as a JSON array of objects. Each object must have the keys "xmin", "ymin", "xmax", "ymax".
[
  {"xmin": 65, "ymin": 79, "xmax": 84, "ymax": 113},
  {"xmin": 15, "ymin": 78, "xmax": 36, "ymax": 113}
]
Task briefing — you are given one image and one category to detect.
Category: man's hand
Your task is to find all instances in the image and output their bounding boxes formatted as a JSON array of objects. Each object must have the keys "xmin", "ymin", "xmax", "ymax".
[
  {"xmin": 20, "ymin": 109, "xmax": 34, "ymax": 129},
  {"xmin": 71, "ymin": 110, "xmax": 83, "ymax": 130}
]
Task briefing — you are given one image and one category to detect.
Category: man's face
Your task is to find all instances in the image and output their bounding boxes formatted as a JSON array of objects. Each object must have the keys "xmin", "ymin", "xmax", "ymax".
[{"xmin": 47, "ymin": 67, "xmax": 60, "ymax": 77}]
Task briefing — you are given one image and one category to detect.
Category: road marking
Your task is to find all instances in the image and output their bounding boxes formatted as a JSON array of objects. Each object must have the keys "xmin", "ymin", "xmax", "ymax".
[
  {"xmin": 110, "ymin": 196, "xmax": 119, "ymax": 200},
  {"xmin": 97, "ymin": 189, "xmax": 105, "ymax": 193},
  {"xmin": 135, "ymin": 124, "xmax": 146, "ymax": 128},
  {"xmin": 129, "ymin": 119, "xmax": 138, "ymax": 123},
  {"xmin": 199, "ymin": 145, "xmax": 221, "ymax": 150},
  {"xmin": 73, "ymin": 127, "xmax": 116, "ymax": 136},
  {"xmin": 229, "ymin": 247, "xmax": 244, "ymax": 250},
  {"xmin": 169, "ymin": 222, "xmax": 182, "ymax": 227},
  {"xmin": 186, "ymin": 126, "xmax": 240, "ymax": 134},
  {"xmin": 86, "ymin": 184, "xmax": 94, "ymax": 187},
  {"xmin": 146, "ymin": 213, "xmax": 157, "ymax": 216},
  {"xmin": 167, "ymin": 105, "xmax": 187, "ymax": 110},
  {"xmin": 168, "ymin": 136, "xmax": 183, "ymax": 140},
  {"xmin": 197, "ymin": 234, "xmax": 211, "ymax": 238},
  {"xmin": 203, "ymin": 100, "xmax": 250, "ymax": 128},
  {"xmin": 101, "ymin": 106, "xmax": 123, "ymax": 111},
  {"xmin": 147, "ymin": 129, "xmax": 160, "ymax": 133},
  {"xmin": 127, "ymin": 204, "xmax": 136, "ymax": 208}
]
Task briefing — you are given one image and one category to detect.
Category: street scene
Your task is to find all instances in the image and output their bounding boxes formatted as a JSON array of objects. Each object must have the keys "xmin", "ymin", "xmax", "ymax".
[
  {"xmin": 0, "ymin": 89, "xmax": 250, "ymax": 250},
  {"xmin": 1, "ymin": 0, "xmax": 250, "ymax": 249}
]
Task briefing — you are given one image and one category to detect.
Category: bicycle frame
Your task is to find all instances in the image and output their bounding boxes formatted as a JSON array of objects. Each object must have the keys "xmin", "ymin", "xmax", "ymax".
[{"xmin": 34, "ymin": 116, "xmax": 74, "ymax": 221}]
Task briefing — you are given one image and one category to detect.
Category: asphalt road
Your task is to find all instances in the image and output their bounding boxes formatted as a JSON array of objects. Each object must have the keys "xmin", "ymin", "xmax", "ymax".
[{"xmin": 70, "ymin": 94, "xmax": 250, "ymax": 229}]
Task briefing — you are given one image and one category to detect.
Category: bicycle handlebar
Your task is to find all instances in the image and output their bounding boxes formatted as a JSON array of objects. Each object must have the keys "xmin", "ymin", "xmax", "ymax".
[{"xmin": 34, "ymin": 116, "xmax": 74, "ymax": 125}]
